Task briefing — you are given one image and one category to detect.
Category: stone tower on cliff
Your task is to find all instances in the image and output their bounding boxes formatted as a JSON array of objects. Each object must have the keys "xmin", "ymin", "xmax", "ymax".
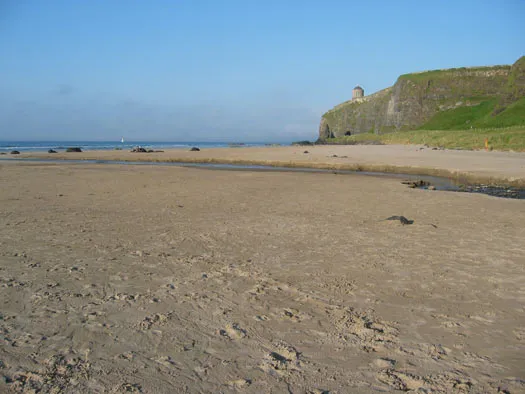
[{"xmin": 352, "ymin": 85, "xmax": 364, "ymax": 99}]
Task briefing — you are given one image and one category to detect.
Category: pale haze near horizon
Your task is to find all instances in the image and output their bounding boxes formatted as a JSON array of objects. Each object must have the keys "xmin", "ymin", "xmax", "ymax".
[{"xmin": 1, "ymin": 0, "xmax": 524, "ymax": 143}]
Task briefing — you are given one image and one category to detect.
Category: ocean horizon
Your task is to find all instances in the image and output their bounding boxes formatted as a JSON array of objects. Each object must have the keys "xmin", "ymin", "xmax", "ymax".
[{"xmin": 0, "ymin": 140, "xmax": 287, "ymax": 153}]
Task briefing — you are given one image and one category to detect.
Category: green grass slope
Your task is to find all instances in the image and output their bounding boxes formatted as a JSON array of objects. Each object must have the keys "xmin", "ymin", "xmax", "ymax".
[
  {"xmin": 324, "ymin": 126, "xmax": 525, "ymax": 151},
  {"xmin": 420, "ymin": 97, "xmax": 525, "ymax": 130}
]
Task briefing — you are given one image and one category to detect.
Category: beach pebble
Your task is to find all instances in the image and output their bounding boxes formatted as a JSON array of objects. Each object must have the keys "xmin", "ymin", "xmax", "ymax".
[{"xmin": 190, "ymin": 147, "xmax": 200, "ymax": 151}]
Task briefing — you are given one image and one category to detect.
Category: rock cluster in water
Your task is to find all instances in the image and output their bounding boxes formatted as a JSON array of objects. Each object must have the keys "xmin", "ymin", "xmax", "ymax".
[
  {"xmin": 402, "ymin": 179, "xmax": 431, "ymax": 188},
  {"xmin": 458, "ymin": 185, "xmax": 524, "ymax": 199}
]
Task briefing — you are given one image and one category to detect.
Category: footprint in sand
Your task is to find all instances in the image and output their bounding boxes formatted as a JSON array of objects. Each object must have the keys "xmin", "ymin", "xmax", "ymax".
[
  {"xmin": 260, "ymin": 342, "xmax": 301, "ymax": 377},
  {"xmin": 371, "ymin": 358, "xmax": 397, "ymax": 369},
  {"xmin": 282, "ymin": 308, "xmax": 302, "ymax": 322},
  {"xmin": 378, "ymin": 369, "xmax": 477, "ymax": 392},
  {"xmin": 428, "ymin": 344, "xmax": 450, "ymax": 360},
  {"xmin": 227, "ymin": 378, "xmax": 252, "ymax": 389},
  {"xmin": 139, "ymin": 313, "xmax": 171, "ymax": 330},
  {"xmin": 155, "ymin": 355, "xmax": 178, "ymax": 367},
  {"xmin": 441, "ymin": 320, "xmax": 462, "ymax": 329},
  {"xmin": 513, "ymin": 327, "xmax": 525, "ymax": 341},
  {"xmin": 219, "ymin": 323, "xmax": 247, "ymax": 340},
  {"xmin": 106, "ymin": 292, "xmax": 140, "ymax": 302},
  {"xmin": 119, "ymin": 351, "xmax": 135, "ymax": 361},
  {"xmin": 378, "ymin": 370, "xmax": 425, "ymax": 391},
  {"xmin": 327, "ymin": 307, "xmax": 399, "ymax": 352},
  {"xmin": 248, "ymin": 283, "xmax": 268, "ymax": 296}
]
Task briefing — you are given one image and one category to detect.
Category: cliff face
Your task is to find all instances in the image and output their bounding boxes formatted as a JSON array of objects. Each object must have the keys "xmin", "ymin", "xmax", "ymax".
[{"xmin": 319, "ymin": 57, "xmax": 525, "ymax": 140}]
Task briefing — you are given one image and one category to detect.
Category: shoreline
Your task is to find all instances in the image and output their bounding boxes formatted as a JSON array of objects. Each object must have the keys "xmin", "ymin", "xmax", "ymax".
[
  {"xmin": 3, "ymin": 144, "xmax": 525, "ymax": 187},
  {"xmin": 3, "ymin": 156, "xmax": 525, "ymax": 188}
]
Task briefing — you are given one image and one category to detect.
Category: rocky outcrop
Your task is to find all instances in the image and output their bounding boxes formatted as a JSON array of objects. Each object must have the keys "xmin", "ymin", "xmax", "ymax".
[{"xmin": 318, "ymin": 56, "xmax": 525, "ymax": 140}]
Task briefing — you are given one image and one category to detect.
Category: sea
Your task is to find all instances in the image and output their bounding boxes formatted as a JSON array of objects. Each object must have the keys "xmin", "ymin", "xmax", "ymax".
[{"xmin": 0, "ymin": 140, "xmax": 278, "ymax": 153}]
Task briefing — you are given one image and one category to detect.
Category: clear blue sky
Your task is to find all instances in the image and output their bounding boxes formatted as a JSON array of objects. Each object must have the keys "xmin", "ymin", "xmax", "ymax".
[{"xmin": 1, "ymin": 0, "xmax": 523, "ymax": 142}]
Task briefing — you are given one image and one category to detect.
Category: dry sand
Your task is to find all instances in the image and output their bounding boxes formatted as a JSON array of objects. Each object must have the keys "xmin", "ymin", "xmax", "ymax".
[
  {"xmin": 0, "ymin": 149, "xmax": 524, "ymax": 393},
  {"xmin": 15, "ymin": 144, "xmax": 525, "ymax": 186}
]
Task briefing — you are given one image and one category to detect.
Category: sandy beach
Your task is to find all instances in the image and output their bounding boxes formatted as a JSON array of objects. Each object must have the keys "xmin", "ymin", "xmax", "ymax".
[
  {"xmin": 1, "ymin": 148, "xmax": 525, "ymax": 393},
  {"xmin": 13, "ymin": 144, "xmax": 525, "ymax": 186}
]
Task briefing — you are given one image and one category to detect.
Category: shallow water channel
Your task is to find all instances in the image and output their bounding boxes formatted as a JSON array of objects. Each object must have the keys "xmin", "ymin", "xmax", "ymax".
[{"xmin": 1, "ymin": 157, "xmax": 524, "ymax": 199}]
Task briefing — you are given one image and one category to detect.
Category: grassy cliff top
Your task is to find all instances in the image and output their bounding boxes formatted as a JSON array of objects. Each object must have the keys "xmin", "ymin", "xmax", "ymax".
[
  {"xmin": 323, "ymin": 64, "xmax": 514, "ymax": 120},
  {"xmin": 398, "ymin": 64, "xmax": 511, "ymax": 82}
]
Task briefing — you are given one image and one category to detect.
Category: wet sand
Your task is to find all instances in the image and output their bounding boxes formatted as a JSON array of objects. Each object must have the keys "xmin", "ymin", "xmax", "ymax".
[
  {"xmin": 13, "ymin": 144, "xmax": 525, "ymax": 186},
  {"xmin": 0, "ymin": 159, "xmax": 524, "ymax": 393}
]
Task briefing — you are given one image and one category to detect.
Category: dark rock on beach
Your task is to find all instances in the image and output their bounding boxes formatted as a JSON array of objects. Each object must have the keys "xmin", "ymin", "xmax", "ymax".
[
  {"xmin": 66, "ymin": 147, "xmax": 82, "ymax": 152},
  {"xmin": 190, "ymin": 147, "xmax": 200, "ymax": 151},
  {"xmin": 385, "ymin": 216, "xmax": 414, "ymax": 225},
  {"xmin": 10, "ymin": 150, "xmax": 20, "ymax": 155},
  {"xmin": 130, "ymin": 147, "xmax": 163, "ymax": 153},
  {"xmin": 48, "ymin": 149, "xmax": 57, "ymax": 153}
]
